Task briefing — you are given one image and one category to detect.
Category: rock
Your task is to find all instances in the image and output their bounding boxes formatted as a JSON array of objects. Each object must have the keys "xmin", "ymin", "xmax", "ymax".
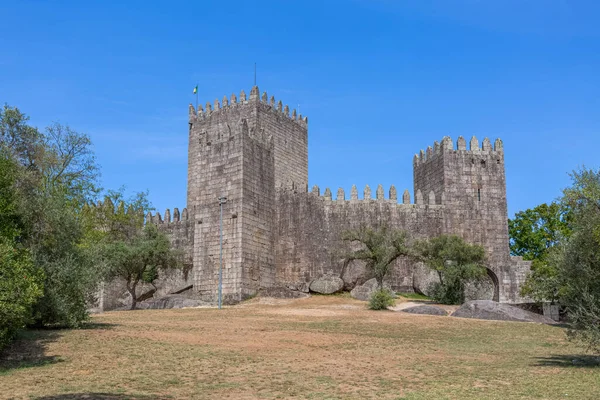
[
  {"xmin": 259, "ymin": 287, "xmax": 310, "ymax": 299},
  {"xmin": 402, "ymin": 305, "xmax": 447, "ymax": 316},
  {"xmin": 412, "ymin": 262, "xmax": 440, "ymax": 297},
  {"xmin": 350, "ymin": 278, "xmax": 392, "ymax": 301},
  {"xmin": 464, "ymin": 276, "xmax": 495, "ymax": 301},
  {"xmin": 139, "ymin": 294, "xmax": 208, "ymax": 309},
  {"xmin": 309, "ymin": 275, "xmax": 344, "ymax": 294},
  {"xmin": 451, "ymin": 300, "xmax": 556, "ymax": 324},
  {"xmin": 341, "ymin": 259, "xmax": 369, "ymax": 290}
]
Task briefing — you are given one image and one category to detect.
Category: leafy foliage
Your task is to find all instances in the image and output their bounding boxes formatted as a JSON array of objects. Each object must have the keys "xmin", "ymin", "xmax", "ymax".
[
  {"xmin": 101, "ymin": 224, "xmax": 180, "ymax": 310},
  {"xmin": 369, "ymin": 289, "xmax": 396, "ymax": 310},
  {"xmin": 556, "ymin": 168, "xmax": 600, "ymax": 353},
  {"xmin": 342, "ymin": 226, "xmax": 411, "ymax": 289},
  {"xmin": 508, "ymin": 202, "xmax": 571, "ymax": 261},
  {"xmin": 0, "ymin": 238, "xmax": 43, "ymax": 349},
  {"xmin": 509, "ymin": 202, "xmax": 572, "ymax": 303},
  {"xmin": 0, "ymin": 153, "xmax": 43, "ymax": 349},
  {"xmin": 1, "ymin": 104, "xmax": 101, "ymax": 328},
  {"xmin": 415, "ymin": 235, "xmax": 486, "ymax": 304},
  {"xmin": 86, "ymin": 191, "xmax": 180, "ymax": 310}
]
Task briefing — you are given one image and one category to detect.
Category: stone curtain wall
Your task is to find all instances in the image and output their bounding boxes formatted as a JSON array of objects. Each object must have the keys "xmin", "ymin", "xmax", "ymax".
[{"xmin": 275, "ymin": 186, "xmax": 444, "ymax": 292}]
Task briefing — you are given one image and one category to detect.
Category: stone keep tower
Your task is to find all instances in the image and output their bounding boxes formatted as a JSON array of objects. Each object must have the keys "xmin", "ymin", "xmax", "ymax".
[
  {"xmin": 187, "ymin": 86, "xmax": 308, "ymax": 303},
  {"xmin": 413, "ymin": 136, "xmax": 510, "ymax": 300}
]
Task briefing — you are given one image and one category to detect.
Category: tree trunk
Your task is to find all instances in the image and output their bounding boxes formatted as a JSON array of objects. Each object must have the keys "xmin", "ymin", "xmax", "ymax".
[{"xmin": 126, "ymin": 281, "xmax": 138, "ymax": 310}]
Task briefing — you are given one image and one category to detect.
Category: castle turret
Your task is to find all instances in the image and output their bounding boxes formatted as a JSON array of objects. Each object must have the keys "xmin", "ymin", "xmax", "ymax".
[
  {"xmin": 187, "ymin": 87, "xmax": 308, "ymax": 303},
  {"xmin": 413, "ymin": 135, "xmax": 510, "ymax": 301}
]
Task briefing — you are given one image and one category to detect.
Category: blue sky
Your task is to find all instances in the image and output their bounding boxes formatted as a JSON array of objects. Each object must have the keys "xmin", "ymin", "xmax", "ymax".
[{"xmin": 1, "ymin": 0, "xmax": 599, "ymax": 217}]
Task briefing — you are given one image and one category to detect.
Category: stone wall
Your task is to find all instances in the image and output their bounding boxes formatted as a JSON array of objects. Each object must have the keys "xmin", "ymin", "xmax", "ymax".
[{"xmin": 275, "ymin": 185, "xmax": 444, "ymax": 292}]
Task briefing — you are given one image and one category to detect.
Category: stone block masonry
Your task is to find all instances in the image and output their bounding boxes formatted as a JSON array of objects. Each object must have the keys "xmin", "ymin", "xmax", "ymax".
[{"xmin": 102, "ymin": 85, "xmax": 530, "ymax": 309}]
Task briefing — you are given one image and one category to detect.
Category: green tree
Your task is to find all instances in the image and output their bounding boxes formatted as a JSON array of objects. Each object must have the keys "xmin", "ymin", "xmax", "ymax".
[
  {"xmin": 509, "ymin": 202, "xmax": 571, "ymax": 261},
  {"xmin": 556, "ymin": 168, "xmax": 600, "ymax": 353},
  {"xmin": 1, "ymin": 105, "xmax": 101, "ymax": 328},
  {"xmin": 415, "ymin": 235, "xmax": 486, "ymax": 304},
  {"xmin": 0, "ymin": 153, "xmax": 43, "ymax": 349},
  {"xmin": 101, "ymin": 224, "xmax": 180, "ymax": 310},
  {"xmin": 342, "ymin": 226, "xmax": 410, "ymax": 310},
  {"xmin": 342, "ymin": 226, "xmax": 411, "ymax": 290}
]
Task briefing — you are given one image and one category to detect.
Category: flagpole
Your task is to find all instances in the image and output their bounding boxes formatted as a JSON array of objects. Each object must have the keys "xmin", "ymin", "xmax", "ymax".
[
  {"xmin": 195, "ymin": 83, "xmax": 198, "ymax": 111},
  {"xmin": 254, "ymin": 63, "xmax": 256, "ymax": 86}
]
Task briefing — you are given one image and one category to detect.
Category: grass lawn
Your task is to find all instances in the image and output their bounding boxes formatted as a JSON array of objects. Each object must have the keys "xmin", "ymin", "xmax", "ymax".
[{"xmin": 1, "ymin": 296, "xmax": 599, "ymax": 400}]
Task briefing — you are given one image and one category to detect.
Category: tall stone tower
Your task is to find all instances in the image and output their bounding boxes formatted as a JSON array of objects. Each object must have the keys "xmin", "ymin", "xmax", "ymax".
[
  {"xmin": 413, "ymin": 136, "xmax": 510, "ymax": 300},
  {"xmin": 187, "ymin": 86, "xmax": 308, "ymax": 303}
]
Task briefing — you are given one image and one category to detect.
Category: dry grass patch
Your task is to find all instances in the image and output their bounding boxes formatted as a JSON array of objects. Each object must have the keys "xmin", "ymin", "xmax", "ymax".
[{"xmin": 1, "ymin": 296, "xmax": 599, "ymax": 399}]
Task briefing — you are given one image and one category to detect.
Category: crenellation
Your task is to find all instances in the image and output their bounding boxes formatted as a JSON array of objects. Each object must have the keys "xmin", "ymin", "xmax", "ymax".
[
  {"xmin": 337, "ymin": 187, "xmax": 345, "ymax": 201},
  {"xmin": 457, "ymin": 136, "xmax": 467, "ymax": 150},
  {"xmin": 351, "ymin": 185, "xmax": 358, "ymax": 200},
  {"xmin": 403, "ymin": 189, "xmax": 410, "ymax": 204},
  {"xmin": 376, "ymin": 184, "xmax": 384, "ymax": 200},
  {"xmin": 428, "ymin": 190, "xmax": 436, "ymax": 205},
  {"xmin": 389, "ymin": 185, "xmax": 397, "ymax": 201},
  {"xmin": 284, "ymin": 104, "xmax": 289, "ymax": 117},
  {"xmin": 214, "ymin": 99, "xmax": 220, "ymax": 110},
  {"xmin": 231, "ymin": 93, "xmax": 237, "ymax": 104},
  {"xmin": 494, "ymin": 138, "xmax": 503, "ymax": 152},
  {"xmin": 240, "ymin": 89, "xmax": 247, "ymax": 102},
  {"xmin": 249, "ymin": 85, "xmax": 260, "ymax": 101},
  {"xmin": 324, "ymin": 187, "xmax": 332, "ymax": 200},
  {"xmin": 164, "ymin": 208, "xmax": 171, "ymax": 223},
  {"xmin": 482, "ymin": 137, "xmax": 492, "ymax": 151},
  {"xmin": 262, "ymin": 91, "xmax": 268, "ymax": 102},
  {"xmin": 415, "ymin": 189, "xmax": 424, "ymax": 205},
  {"xmin": 173, "ymin": 207, "xmax": 180, "ymax": 222},
  {"xmin": 222, "ymin": 95, "xmax": 228, "ymax": 107},
  {"xmin": 270, "ymin": 95, "xmax": 275, "ymax": 106},
  {"xmin": 311, "ymin": 185, "xmax": 320, "ymax": 195},
  {"xmin": 470, "ymin": 136, "xmax": 479, "ymax": 151},
  {"xmin": 364, "ymin": 184, "xmax": 371, "ymax": 200}
]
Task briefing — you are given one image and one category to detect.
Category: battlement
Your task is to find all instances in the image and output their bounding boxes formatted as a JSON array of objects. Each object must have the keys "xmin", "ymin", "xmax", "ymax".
[
  {"xmin": 146, "ymin": 207, "xmax": 190, "ymax": 226},
  {"xmin": 188, "ymin": 86, "xmax": 308, "ymax": 129},
  {"xmin": 277, "ymin": 184, "xmax": 442, "ymax": 206},
  {"xmin": 413, "ymin": 136, "xmax": 504, "ymax": 166}
]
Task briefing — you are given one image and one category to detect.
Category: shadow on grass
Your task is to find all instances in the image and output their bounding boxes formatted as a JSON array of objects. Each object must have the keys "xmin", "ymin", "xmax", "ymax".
[
  {"xmin": 35, "ymin": 394, "xmax": 171, "ymax": 400},
  {"xmin": 534, "ymin": 354, "xmax": 600, "ymax": 368},
  {"xmin": 0, "ymin": 322, "xmax": 118, "ymax": 373}
]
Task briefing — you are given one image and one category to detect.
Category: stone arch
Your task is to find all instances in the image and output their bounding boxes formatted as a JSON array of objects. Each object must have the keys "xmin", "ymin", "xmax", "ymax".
[
  {"xmin": 464, "ymin": 267, "xmax": 500, "ymax": 302},
  {"xmin": 486, "ymin": 267, "xmax": 500, "ymax": 302}
]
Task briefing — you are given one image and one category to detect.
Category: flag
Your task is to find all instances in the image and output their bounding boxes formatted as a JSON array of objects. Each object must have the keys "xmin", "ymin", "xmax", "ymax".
[{"xmin": 193, "ymin": 85, "xmax": 198, "ymax": 94}]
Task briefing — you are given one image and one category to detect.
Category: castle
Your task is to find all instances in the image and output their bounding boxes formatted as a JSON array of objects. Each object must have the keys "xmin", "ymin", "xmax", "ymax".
[{"xmin": 102, "ymin": 86, "xmax": 531, "ymax": 309}]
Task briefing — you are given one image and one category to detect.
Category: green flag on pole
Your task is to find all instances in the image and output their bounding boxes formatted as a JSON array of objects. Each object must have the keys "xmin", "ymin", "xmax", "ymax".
[{"xmin": 193, "ymin": 85, "xmax": 198, "ymax": 94}]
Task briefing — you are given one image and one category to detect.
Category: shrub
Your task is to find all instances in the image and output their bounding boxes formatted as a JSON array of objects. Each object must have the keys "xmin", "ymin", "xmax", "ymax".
[
  {"xmin": 369, "ymin": 289, "xmax": 395, "ymax": 310},
  {"xmin": 428, "ymin": 281, "xmax": 464, "ymax": 305},
  {"xmin": 0, "ymin": 239, "xmax": 43, "ymax": 350}
]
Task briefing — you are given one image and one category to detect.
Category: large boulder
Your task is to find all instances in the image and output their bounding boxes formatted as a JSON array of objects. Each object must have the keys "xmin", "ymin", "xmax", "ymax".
[
  {"xmin": 341, "ymin": 259, "xmax": 369, "ymax": 290},
  {"xmin": 350, "ymin": 278, "xmax": 392, "ymax": 301},
  {"xmin": 137, "ymin": 294, "xmax": 208, "ymax": 309},
  {"xmin": 402, "ymin": 305, "xmax": 447, "ymax": 316},
  {"xmin": 309, "ymin": 275, "xmax": 344, "ymax": 294},
  {"xmin": 464, "ymin": 276, "xmax": 495, "ymax": 301},
  {"xmin": 412, "ymin": 262, "xmax": 440, "ymax": 297},
  {"xmin": 452, "ymin": 300, "xmax": 556, "ymax": 324},
  {"xmin": 259, "ymin": 287, "xmax": 310, "ymax": 299}
]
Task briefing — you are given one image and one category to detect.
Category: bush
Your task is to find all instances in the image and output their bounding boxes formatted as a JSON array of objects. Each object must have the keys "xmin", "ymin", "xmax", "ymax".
[
  {"xmin": 0, "ymin": 239, "xmax": 43, "ymax": 350},
  {"xmin": 429, "ymin": 281, "xmax": 465, "ymax": 305},
  {"xmin": 369, "ymin": 289, "xmax": 396, "ymax": 310}
]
